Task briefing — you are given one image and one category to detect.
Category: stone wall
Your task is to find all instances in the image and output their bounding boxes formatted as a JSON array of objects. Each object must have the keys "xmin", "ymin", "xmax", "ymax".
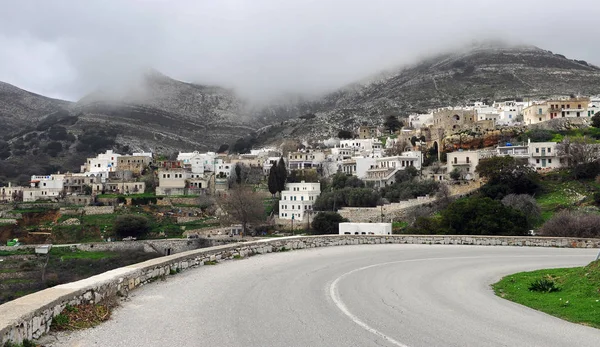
[
  {"xmin": 83, "ymin": 206, "xmax": 115, "ymax": 215},
  {"xmin": 16, "ymin": 203, "xmax": 62, "ymax": 210},
  {"xmin": 156, "ymin": 197, "xmax": 200, "ymax": 206},
  {"xmin": 0, "ymin": 239, "xmax": 210, "ymax": 256},
  {"xmin": 58, "ymin": 208, "xmax": 81, "ymax": 216},
  {"xmin": 176, "ymin": 216, "xmax": 204, "ymax": 224},
  {"xmin": 1, "ymin": 234, "xmax": 600, "ymax": 344},
  {"xmin": 338, "ymin": 196, "xmax": 436, "ymax": 222},
  {"xmin": 0, "ymin": 219, "xmax": 18, "ymax": 225},
  {"xmin": 0, "ymin": 211, "xmax": 22, "ymax": 219}
]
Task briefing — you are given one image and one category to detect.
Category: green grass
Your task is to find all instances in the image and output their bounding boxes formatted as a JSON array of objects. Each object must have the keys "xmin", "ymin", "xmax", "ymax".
[
  {"xmin": 535, "ymin": 178, "xmax": 599, "ymax": 223},
  {"xmin": 49, "ymin": 247, "xmax": 117, "ymax": 260},
  {"xmin": 10, "ymin": 208, "xmax": 50, "ymax": 214},
  {"xmin": 97, "ymin": 193, "xmax": 158, "ymax": 199},
  {"xmin": 0, "ymin": 249, "xmax": 35, "ymax": 256},
  {"xmin": 493, "ymin": 260, "xmax": 600, "ymax": 328},
  {"xmin": 2, "ymin": 278, "xmax": 34, "ymax": 284}
]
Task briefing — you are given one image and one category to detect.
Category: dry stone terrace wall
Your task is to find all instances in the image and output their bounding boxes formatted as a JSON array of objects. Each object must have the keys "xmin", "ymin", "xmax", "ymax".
[
  {"xmin": 338, "ymin": 197, "xmax": 436, "ymax": 222},
  {"xmin": 83, "ymin": 206, "xmax": 115, "ymax": 215},
  {"xmin": 1, "ymin": 235, "xmax": 600, "ymax": 344}
]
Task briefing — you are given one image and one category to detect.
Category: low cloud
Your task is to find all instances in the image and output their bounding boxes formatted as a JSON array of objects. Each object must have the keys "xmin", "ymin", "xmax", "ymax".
[{"xmin": 1, "ymin": 0, "xmax": 599, "ymax": 102}]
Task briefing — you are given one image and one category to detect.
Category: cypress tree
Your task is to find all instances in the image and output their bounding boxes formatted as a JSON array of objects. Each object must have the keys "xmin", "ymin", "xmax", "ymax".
[
  {"xmin": 276, "ymin": 157, "xmax": 287, "ymax": 193},
  {"xmin": 268, "ymin": 164, "xmax": 278, "ymax": 196}
]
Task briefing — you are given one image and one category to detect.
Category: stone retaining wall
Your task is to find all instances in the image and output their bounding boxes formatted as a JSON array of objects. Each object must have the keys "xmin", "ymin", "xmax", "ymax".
[
  {"xmin": 0, "ymin": 239, "xmax": 210, "ymax": 255},
  {"xmin": 156, "ymin": 197, "xmax": 200, "ymax": 206},
  {"xmin": 83, "ymin": 206, "xmax": 115, "ymax": 215},
  {"xmin": 1, "ymin": 235, "xmax": 600, "ymax": 344},
  {"xmin": 338, "ymin": 196, "xmax": 436, "ymax": 222}
]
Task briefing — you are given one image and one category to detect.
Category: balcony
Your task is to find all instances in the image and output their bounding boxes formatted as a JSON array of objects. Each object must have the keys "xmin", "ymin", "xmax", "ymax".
[{"xmin": 451, "ymin": 161, "xmax": 472, "ymax": 166}]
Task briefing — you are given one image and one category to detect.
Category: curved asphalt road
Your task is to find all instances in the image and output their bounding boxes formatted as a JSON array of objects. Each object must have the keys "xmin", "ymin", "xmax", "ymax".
[{"xmin": 47, "ymin": 245, "xmax": 600, "ymax": 347}]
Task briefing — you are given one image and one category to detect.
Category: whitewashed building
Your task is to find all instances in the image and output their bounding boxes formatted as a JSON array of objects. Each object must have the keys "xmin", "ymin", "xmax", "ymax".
[
  {"xmin": 362, "ymin": 152, "xmax": 423, "ymax": 188},
  {"xmin": 279, "ymin": 181, "xmax": 321, "ymax": 220},
  {"xmin": 81, "ymin": 150, "xmax": 121, "ymax": 177},
  {"xmin": 339, "ymin": 223, "xmax": 392, "ymax": 235}
]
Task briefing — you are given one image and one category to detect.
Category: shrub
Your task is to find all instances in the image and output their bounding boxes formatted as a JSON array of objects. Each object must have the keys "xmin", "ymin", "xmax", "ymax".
[
  {"xmin": 501, "ymin": 194, "xmax": 542, "ymax": 227},
  {"xmin": 311, "ymin": 212, "xmax": 348, "ymax": 234},
  {"xmin": 440, "ymin": 197, "xmax": 529, "ymax": 236},
  {"xmin": 528, "ymin": 278, "xmax": 561, "ymax": 293},
  {"xmin": 114, "ymin": 214, "xmax": 150, "ymax": 239},
  {"xmin": 337, "ymin": 130, "xmax": 353, "ymax": 139},
  {"xmin": 538, "ymin": 211, "xmax": 600, "ymax": 238}
]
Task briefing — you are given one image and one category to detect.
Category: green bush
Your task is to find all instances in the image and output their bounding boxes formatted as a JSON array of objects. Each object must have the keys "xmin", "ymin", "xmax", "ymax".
[
  {"xmin": 311, "ymin": 212, "xmax": 348, "ymax": 234},
  {"xmin": 114, "ymin": 214, "xmax": 150, "ymax": 239},
  {"xmin": 439, "ymin": 197, "xmax": 529, "ymax": 236},
  {"xmin": 528, "ymin": 278, "xmax": 561, "ymax": 293}
]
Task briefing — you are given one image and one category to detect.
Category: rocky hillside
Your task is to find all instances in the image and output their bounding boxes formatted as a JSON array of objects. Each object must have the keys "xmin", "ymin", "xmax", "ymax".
[
  {"xmin": 0, "ymin": 81, "xmax": 71, "ymax": 138},
  {"xmin": 0, "ymin": 71, "xmax": 255, "ymax": 184},
  {"xmin": 256, "ymin": 42, "xmax": 600, "ymax": 143}
]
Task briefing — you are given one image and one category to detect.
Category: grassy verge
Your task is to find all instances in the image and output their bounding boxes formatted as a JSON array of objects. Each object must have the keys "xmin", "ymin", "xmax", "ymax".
[
  {"xmin": 49, "ymin": 247, "xmax": 117, "ymax": 260},
  {"xmin": 492, "ymin": 260, "xmax": 600, "ymax": 328}
]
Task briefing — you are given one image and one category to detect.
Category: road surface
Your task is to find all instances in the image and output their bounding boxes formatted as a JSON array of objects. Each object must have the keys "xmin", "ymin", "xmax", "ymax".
[{"xmin": 47, "ymin": 245, "xmax": 600, "ymax": 347}]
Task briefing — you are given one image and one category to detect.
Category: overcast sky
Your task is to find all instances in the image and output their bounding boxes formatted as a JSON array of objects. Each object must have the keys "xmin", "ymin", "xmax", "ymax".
[{"xmin": 1, "ymin": 0, "xmax": 599, "ymax": 102}]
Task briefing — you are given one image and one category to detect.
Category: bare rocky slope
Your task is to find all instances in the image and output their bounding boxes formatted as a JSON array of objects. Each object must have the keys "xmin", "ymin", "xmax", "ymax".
[
  {"xmin": 2, "ymin": 42, "xmax": 600, "ymax": 183},
  {"xmin": 0, "ymin": 71, "xmax": 256, "ymax": 184},
  {"xmin": 255, "ymin": 42, "xmax": 600, "ymax": 144}
]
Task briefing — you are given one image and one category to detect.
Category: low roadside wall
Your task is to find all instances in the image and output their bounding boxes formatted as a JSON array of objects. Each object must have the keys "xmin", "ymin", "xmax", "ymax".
[
  {"xmin": 0, "ymin": 239, "xmax": 211, "ymax": 255},
  {"xmin": 1, "ymin": 234, "xmax": 599, "ymax": 344}
]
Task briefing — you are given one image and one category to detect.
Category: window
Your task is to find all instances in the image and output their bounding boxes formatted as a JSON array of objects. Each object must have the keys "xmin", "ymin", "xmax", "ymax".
[
  {"xmin": 548, "ymin": 148, "xmax": 551, "ymax": 153},
  {"xmin": 538, "ymin": 108, "xmax": 542, "ymax": 115},
  {"xmin": 466, "ymin": 157, "xmax": 470, "ymax": 163},
  {"xmin": 535, "ymin": 148, "xmax": 539, "ymax": 153},
  {"xmin": 536, "ymin": 159, "xmax": 540, "ymax": 164},
  {"xmin": 548, "ymin": 159, "xmax": 552, "ymax": 164}
]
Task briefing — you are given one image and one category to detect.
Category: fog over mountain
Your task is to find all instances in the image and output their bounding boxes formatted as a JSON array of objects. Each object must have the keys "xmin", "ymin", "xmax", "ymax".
[{"xmin": 1, "ymin": 0, "xmax": 599, "ymax": 102}]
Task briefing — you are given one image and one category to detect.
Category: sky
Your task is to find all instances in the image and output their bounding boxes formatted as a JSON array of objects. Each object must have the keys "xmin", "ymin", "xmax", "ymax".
[{"xmin": 1, "ymin": 0, "xmax": 599, "ymax": 102}]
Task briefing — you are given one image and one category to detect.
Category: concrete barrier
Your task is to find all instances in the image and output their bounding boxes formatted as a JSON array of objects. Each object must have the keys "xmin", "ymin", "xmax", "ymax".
[{"xmin": 1, "ymin": 234, "xmax": 599, "ymax": 344}]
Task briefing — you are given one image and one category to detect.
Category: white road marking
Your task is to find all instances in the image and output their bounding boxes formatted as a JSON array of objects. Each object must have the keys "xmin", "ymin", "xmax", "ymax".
[{"xmin": 328, "ymin": 254, "xmax": 594, "ymax": 347}]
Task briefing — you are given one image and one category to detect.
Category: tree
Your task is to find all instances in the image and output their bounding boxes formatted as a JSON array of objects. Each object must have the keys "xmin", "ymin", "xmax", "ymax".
[
  {"xmin": 592, "ymin": 112, "xmax": 600, "ymax": 128},
  {"xmin": 476, "ymin": 156, "xmax": 540, "ymax": 198},
  {"xmin": 217, "ymin": 144, "xmax": 229, "ymax": 153},
  {"xmin": 385, "ymin": 138, "xmax": 411, "ymax": 156},
  {"xmin": 276, "ymin": 158, "xmax": 287, "ymax": 194},
  {"xmin": 234, "ymin": 163, "xmax": 242, "ymax": 185},
  {"xmin": 449, "ymin": 168, "xmax": 461, "ymax": 180},
  {"xmin": 114, "ymin": 215, "xmax": 150, "ymax": 239},
  {"xmin": 311, "ymin": 212, "xmax": 348, "ymax": 234},
  {"xmin": 268, "ymin": 164, "xmax": 278, "ymax": 197},
  {"xmin": 538, "ymin": 211, "xmax": 600, "ymax": 238},
  {"xmin": 384, "ymin": 115, "xmax": 403, "ymax": 133},
  {"xmin": 440, "ymin": 197, "xmax": 529, "ymax": 236},
  {"xmin": 501, "ymin": 194, "xmax": 541, "ymax": 228},
  {"xmin": 556, "ymin": 136, "xmax": 599, "ymax": 168},
  {"xmin": 338, "ymin": 130, "xmax": 353, "ymax": 139},
  {"xmin": 219, "ymin": 185, "xmax": 265, "ymax": 236}
]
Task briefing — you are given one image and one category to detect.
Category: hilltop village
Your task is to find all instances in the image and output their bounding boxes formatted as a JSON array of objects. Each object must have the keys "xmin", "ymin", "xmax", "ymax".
[{"xmin": 1, "ymin": 95, "xmax": 600, "ymax": 242}]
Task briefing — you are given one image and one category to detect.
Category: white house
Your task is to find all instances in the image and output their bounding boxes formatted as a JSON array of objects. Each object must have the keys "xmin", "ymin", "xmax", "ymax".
[
  {"xmin": 156, "ymin": 168, "xmax": 189, "ymax": 196},
  {"xmin": 528, "ymin": 141, "xmax": 561, "ymax": 170},
  {"xmin": 279, "ymin": 181, "xmax": 321, "ymax": 220},
  {"xmin": 446, "ymin": 150, "xmax": 483, "ymax": 180},
  {"xmin": 81, "ymin": 150, "xmax": 121, "ymax": 177},
  {"xmin": 362, "ymin": 152, "xmax": 423, "ymax": 188},
  {"xmin": 339, "ymin": 223, "xmax": 392, "ymax": 235}
]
